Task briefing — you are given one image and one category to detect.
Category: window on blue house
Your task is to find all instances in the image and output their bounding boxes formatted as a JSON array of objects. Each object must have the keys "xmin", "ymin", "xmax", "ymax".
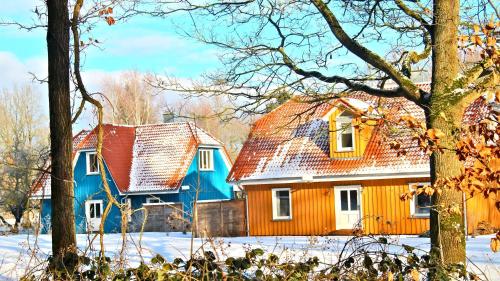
[
  {"xmin": 146, "ymin": 197, "xmax": 161, "ymax": 204},
  {"xmin": 86, "ymin": 152, "xmax": 100, "ymax": 175},
  {"xmin": 125, "ymin": 198, "xmax": 132, "ymax": 222},
  {"xmin": 199, "ymin": 149, "xmax": 214, "ymax": 171}
]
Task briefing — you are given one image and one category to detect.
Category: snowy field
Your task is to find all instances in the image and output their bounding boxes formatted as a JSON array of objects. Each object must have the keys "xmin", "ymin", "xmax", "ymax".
[{"xmin": 0, "ymin": 232, "xmax": 498, "ymax": 280}]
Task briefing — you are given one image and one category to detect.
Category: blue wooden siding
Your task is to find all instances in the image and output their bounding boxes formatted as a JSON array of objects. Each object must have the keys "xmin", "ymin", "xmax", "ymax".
[
  {"xmin": 128, "ymin": 147, "xmax": 234, "ymax": 219},
  {"xmin": 40, "ymin": 147, "xmax": 233, "ymax": 233},
  {"xmin": 41, "ymin": 150, "xmax": 123, "ymax": 234}
]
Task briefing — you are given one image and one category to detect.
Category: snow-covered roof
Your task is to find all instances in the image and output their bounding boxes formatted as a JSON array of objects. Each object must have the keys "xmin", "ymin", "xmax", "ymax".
[
  {"xmin": 227, "ymin": 87, "xmax": 493, "ymax": 184},
  {"xmin": 32, "ymin": 122, "xmax": 224, "ymax": 197}
]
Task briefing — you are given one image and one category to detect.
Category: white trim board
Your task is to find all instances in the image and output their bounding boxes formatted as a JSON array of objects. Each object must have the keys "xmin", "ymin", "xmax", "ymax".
[{"xmin": 231, "ymin": 171, "xmax": 430, "ymax": 185}]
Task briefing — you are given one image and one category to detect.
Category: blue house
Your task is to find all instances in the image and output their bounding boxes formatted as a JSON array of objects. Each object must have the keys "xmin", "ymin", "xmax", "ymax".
[{"xmin": 32, "ymin": 122, "xmax": 235, "ymax": 234}]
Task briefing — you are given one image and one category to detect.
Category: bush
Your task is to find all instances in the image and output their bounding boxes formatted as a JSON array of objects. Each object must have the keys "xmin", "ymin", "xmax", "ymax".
[{"xmin": 22, "ymin": 235, "xmax": 482, "ymax": 280}]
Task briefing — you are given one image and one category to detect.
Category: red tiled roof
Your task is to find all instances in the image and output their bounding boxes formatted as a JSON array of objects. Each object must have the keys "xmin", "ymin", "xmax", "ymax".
[
  {"xmin": 227, "ymin": 88, "xmax": 492, "ymax": 183},
  {"xmin": 77, "ymin": 124, "xmax": 136, "ymax": 192},
  {"xmin": 33, "ymin": 122, "xmax": 223, "ymax": 196}
]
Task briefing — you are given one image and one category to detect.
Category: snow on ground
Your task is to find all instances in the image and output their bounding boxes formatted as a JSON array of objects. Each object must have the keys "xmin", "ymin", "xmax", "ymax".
[{"xmin": 0, "ymin": 232, "xmax": 498, "ymax": 280}]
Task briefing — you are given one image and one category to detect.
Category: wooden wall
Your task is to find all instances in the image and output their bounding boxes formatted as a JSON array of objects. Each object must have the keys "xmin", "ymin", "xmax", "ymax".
[
  {"xmin": 246, "ymin": 182, "xmax": 336, "ymax": 236},
  {"xmin": 361, "ymin": 179, "xmax": 429, "ymax": 235},
  {"xmin": 245, "ymin": 178, "xmax": 499, "ymax": 236},
  {"xmin": 465, "ymin": 194, "xmax": 500, "ymax": 234},
  {"xmin": 195, "ymin": 199, "xmax": 247, "ymax": 237}
]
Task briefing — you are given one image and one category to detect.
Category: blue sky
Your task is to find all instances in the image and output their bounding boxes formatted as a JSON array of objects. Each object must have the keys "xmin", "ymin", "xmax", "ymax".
[
  {"xmin": 0, "ymin": 0, "xmax": 223, "ymax": 130},
  {"xmin": 0, "ymin": 1, "xmax": 220, "ymax": 75}
]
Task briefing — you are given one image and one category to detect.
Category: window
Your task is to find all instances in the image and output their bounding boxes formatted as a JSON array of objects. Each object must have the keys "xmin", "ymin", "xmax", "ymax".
[
  {"xmin": 86, "ymin": 152, "xmax": 100, "ymax": 175},
  {"xmin": 87, "ymin": 201, "xmax": 102, "ymax": 219},
  {"xmin": 125, "ymin": 198, "xmax": 132, "ymax": 222},
  {"xmin": 336, "ymin": 111, "xmax": 355, "ymax": 151},
  {"xmin": 272, "ymin": 188, "xmax": 292, "ymax": 220},
  {"xmin": 339, "ymin": 189, "xmax": 359, "ymax": 211},
  {"xmin": 410, "ymin": 183, "xmax": 432, "ymax": 217},
  {"xmin": 199, "ymin": 149, "xmax": 214, "ymax": 171},
  {"xmin": 146, "ymin": 197, "xmax": 161, "ymax": 204}
]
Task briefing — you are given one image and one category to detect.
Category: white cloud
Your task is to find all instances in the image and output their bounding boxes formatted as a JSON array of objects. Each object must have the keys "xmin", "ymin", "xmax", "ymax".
[{"xmin": 0, "ymin": 51, "xmax": 48, "ymax": 102}]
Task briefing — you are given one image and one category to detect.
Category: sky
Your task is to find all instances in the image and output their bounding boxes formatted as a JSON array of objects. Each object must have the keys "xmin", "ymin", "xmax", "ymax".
[{"xmin": 0, "ymin": 0, "xmax": 221, "ymax": 130}]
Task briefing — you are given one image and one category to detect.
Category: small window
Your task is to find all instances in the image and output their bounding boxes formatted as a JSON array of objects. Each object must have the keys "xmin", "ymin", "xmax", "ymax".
[
  {"xmin": 86, "ymin": 152, "xmax": 100, "ymax": 175},
  {"xmin": 199, "ymin": 149, "xmax": 214, "ymax": 171},
  {"xmin": 146, "ymin": 197, "xmax": 161, "ymax": 204},
  {"xmin": 340, "ymin": 189, "xmax": 359, "ymax": 211},
  {"xmin": 125, "ymin": 198, "xmax": 132, "ymax": 222},
  {"xmin": 336, "ymin": 111, "xmax": 355, "ymax": 151},
  {"xmin": 89, "ymin": 201, "xmax": 102, "ymax": 219},
  {"xmin": 410, "ymin": 183, "xmax": 432, "ymax": 217},
  {"xmin": 272, "ymin": 188, "xmax": 292, "ymax": 220}
]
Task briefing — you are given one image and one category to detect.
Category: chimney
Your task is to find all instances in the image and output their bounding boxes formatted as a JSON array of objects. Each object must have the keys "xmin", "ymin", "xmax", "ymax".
[{"xmin": 162, "ymin": 112, "xmax": 176, "ymax": 123}]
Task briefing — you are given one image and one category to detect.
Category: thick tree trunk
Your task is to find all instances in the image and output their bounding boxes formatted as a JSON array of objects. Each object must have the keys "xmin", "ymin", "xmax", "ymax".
[
  {"xmin": 429, "ymin": 0, "xmax": 466, "ymax": 265},
  {"xmin": 47, "ymin": 0, "xmax": 77, "ymax": 271}
]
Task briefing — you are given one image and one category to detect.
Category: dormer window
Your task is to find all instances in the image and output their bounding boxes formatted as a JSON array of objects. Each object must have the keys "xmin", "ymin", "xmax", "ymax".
[
  {"xmin": 86, "ymin": 151, "xmax": 100, "ymax": 175},
  {"xmin": 199, "ymin": 149, "xmax": 214, "ymax": 171},
  {"xmin": 336, "ymin": 111, "xmax": 355, "ymax": 151}
]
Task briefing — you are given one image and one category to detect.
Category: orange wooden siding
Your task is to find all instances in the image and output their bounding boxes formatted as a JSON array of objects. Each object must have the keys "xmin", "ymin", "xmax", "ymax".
[
  {"xmin": 245, "ymin": 178, "xmax": 498, "ymax": 236},
  {"xmin": 246, "ymin": 182, "xmax": 336, "ymax": 236},
  {"xmin": 465, "ymin": 194, "xmax": 500, "ymax": 234},
  {"xmin": 361, "ymin": 179, "xmax": 429, "ymax": 235}
]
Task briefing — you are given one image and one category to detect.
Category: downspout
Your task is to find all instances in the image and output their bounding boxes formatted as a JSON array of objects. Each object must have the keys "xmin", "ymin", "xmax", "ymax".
[
  {"xmin": 463, "ymin": 192, "xmax": 468, "ymax": 239},
  {"xmin": 244, "ymin": 187, "xmax": 250, "ymax": 236}
]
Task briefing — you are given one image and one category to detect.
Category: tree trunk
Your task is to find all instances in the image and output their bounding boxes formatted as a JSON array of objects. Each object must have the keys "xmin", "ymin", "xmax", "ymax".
[
  {"xmin": 47, "ymin": 0, "xmax": 77, "ymax": 271},
  {"xmin": 429, "ymin": 0, "xmax": 466, "ymax": 265}
]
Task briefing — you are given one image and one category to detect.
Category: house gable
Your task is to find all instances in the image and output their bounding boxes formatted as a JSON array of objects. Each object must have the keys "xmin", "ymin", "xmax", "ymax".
[
  {"xmin": 180, "ymin": 147, "xmax": 234, "ymax": 203},
  {"xmin": 327, "ymin": 104, "xmax": 377, "ymax": 159}
]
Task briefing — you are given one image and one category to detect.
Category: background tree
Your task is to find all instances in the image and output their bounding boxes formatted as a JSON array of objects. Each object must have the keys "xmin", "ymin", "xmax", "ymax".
[
  {"xmin": 0, "ymin": 86, "xmax": 48, "ymax": 230},
  {"xmin": 101, "ymin": 71, "xmax": 161, "ymax": 125},
  {"xmin": 164, "ymin": 96, "xmax": 251, "ymax": 159},
  {"xmin": 144, "ymin": 0, "xmax": 499, "ymax": 265}
]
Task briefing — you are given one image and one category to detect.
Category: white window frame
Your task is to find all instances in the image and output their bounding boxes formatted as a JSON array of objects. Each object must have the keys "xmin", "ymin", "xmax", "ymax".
[
  {"xmin": 146, "ymin": 197, "xmax": 161, "ymax": 204},
  {"xmin": 125, "ymin": 198, "xmax": 132, "ymax": 222},
  {"xmin": 85, "ymin": 199, "xmax": 103, "ymax": 219},
  {"xmin": 199, "ymin": 149, "xmax": 214, "ymax": 171},
  {"xmin": 409, "ymin": 182, "xmax": 432, "ymax": 218},
  {"xmin": 271, "ymin": 188, "xmax": 292, "ymax": 220},
  {"xmin": 336, "ymin": 112, "xmax": 355, "ymax": 152},
  {"xmin": 86, "ymin": 151, "xmax": 100, "ymax": 175}
]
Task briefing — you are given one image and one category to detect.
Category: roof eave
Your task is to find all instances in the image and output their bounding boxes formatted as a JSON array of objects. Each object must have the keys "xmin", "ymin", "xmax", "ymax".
[
  {"xmin": 122, "ymin": 189, "xmax": 180, "ymax": 195},
  {"xmin": 229, "ymin": 171, "xmax": 431, "ymax": 186}
]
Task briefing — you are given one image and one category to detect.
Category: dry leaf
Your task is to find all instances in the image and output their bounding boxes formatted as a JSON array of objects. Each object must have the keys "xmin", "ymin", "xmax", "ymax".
[
  {"xmin": 473, "ymin": 24, "xmax": 480, "ymax": 34},
  {"xmin": 490, "ymin": 237, "xmax": 499, "ymax": 252},
  {"xmin": 410, "ymin": 269, "xmax": 419, "ymax": 281}
]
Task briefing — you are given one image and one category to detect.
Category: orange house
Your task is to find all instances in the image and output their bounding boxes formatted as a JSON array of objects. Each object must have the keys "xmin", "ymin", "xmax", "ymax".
[{"xmin": 227, "ymin": 91, "xmax": 499, "ymax": 236}]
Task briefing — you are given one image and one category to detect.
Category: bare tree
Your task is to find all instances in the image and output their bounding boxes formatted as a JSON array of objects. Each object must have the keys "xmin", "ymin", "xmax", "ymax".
[
  {"xmin": 0, "ymin": 86, "xmax": 48, "ymax": 230},
  {"xmin": 101, "ymin": 71, "xmax": 161, "ymax": 125},
  {"xmin": 142, "ymin": 0, "xmax": 499, "ymax": 265},
  {"xmin": 165, "ymin": 96, "xmax": 251, "ymax": 159},
  {"xmin": 46, "ymin": 0, "xmax": 79, "ymax": 271}
]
